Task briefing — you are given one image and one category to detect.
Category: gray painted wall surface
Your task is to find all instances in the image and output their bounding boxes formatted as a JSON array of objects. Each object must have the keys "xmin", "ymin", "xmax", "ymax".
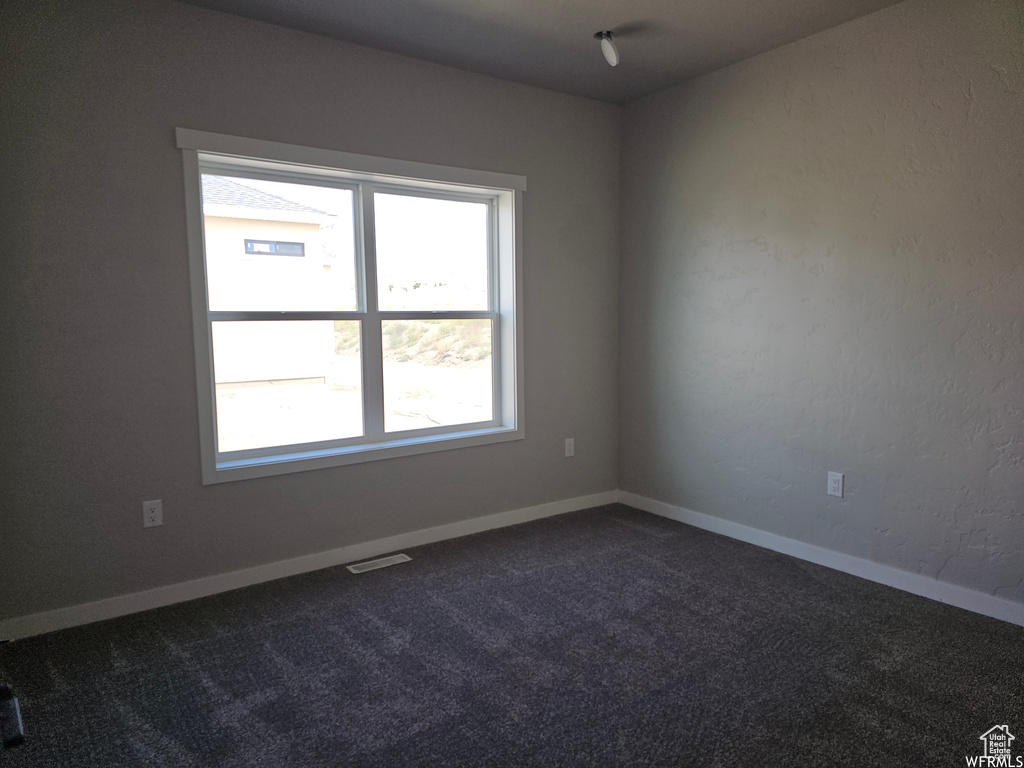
[
  {"xmin": 0, "ymin": 0, "xmax": 621, "ymax": 619},
  {"xmin": 620, "ymin": 0, "xmax": 1024, "ymax": 602},
  {"xmin": 2, "ymin": 0, "xmax": 1020, "ymax": 624}
]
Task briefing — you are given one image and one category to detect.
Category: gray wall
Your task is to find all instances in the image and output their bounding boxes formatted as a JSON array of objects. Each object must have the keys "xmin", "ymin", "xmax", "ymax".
[
  {"xmin": 3, "ymin": 0, "xmax": 1020, "ymax": 624},
  {"xmin": 0, "ymin": 0, "xmax": 621, "ymax": 620},
  {"xmin": 620, "ymin": 0, "xmax": 1024, "ymax": 602}
]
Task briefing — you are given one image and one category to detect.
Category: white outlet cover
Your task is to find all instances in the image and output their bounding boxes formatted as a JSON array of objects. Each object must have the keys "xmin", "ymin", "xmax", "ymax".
[
  {"xmin": 827, "ymin": 472, "xmax": 844, "ymax": 498},
  {"xmin": 565, "ymin": 438, "xmax": 575, "ymax": 457},
  {"xmin": 143, "ymin": 499, "xmax": 163, "ymax": 527}
]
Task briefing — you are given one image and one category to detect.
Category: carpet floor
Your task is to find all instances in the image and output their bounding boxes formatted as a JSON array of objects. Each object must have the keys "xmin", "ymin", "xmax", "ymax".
[{"xmin": 0, "ymin": 503, "xmax": 1021, "ymax": 767}]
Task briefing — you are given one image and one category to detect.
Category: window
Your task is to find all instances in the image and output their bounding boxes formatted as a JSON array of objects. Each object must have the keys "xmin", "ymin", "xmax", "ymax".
[
  {"xmin": 177, "ymin": 129, "xmax": 525, "ymax": 484},
  {"xmin": 245, "ymin": 240, "xmax": 306, "ymax": 256}
]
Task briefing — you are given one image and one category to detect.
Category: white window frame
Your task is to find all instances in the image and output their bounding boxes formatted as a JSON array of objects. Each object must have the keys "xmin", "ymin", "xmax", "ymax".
[{"xmin": 176, "ymin": 128, "xmax": 526, "ymax": 485}]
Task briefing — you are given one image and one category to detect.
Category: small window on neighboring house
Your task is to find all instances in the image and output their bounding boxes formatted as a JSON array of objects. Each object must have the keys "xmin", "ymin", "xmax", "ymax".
[
  {"xmin": 245, "ymin": 240, "xmax": 306, "ymax": 256},
  {"xmin": 177, "ymin": 129, "xmax": 526, "ymax": 484}
]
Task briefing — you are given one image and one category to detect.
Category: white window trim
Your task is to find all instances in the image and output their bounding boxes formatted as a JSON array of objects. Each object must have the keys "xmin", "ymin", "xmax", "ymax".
[{"xmin": 176, "ymin": 128, "xmax": 526, "ymax": 485}]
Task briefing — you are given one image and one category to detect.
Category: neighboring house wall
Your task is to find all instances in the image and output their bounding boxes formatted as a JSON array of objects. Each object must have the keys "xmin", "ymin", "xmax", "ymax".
[
  {"xmin": 204, "ymin": 215, "xmax": 335, "ymax": 383},
  {"xmin": 204, "ymin": 216, "xmax": 327, "ymax": 310},
  {"xmin": 0, "ymin": 0, "xmax": 620, "ymax": 619},
  {"xmin": 620, "ymin": 0, "xmax": 1024, "ymax": 602}
]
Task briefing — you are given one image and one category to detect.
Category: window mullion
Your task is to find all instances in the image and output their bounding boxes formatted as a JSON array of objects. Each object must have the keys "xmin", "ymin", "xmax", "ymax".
[
  {"xmin": 488, "ymin": 199, "xmax": 501, "ymax": 423},
  {"xmin": 360, "ymin": 184, "xmax": 386, "ymax": 441},
  {"xmin": 375, "ymin": 310, "xmax": 495, "ymax": 321},
  {"xmin": 208, "ymin": 311, "xmax": 364, "ymax": 322}
]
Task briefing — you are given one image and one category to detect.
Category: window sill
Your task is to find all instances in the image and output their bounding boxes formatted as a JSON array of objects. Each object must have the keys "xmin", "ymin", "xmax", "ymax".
[{"xmin": 204, "ymin": 425, "xmax": 524, "ymax": 484}]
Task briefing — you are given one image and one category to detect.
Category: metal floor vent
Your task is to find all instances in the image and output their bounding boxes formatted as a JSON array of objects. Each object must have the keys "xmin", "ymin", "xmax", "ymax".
[{"xmin": 346, "ymin": 553, "xmax": 412, "ymax": 574}]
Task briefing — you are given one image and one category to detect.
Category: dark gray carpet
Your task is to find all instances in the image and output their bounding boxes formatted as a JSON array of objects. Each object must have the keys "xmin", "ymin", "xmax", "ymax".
[{"xmin": 1, "ymin": 503, "xmax": 1021, "ymax": 767}]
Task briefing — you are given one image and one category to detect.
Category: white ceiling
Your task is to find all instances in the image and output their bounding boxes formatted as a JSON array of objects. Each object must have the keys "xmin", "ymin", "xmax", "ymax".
[{"xmin": 181, "ymin": 0, "xmax": 905, "ymax": 104}]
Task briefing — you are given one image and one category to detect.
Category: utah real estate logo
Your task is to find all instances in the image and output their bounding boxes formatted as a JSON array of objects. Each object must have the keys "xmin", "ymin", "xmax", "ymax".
[{"xmin": 967, "ymin": 726, "xmax": 1022, "ymax": 767}]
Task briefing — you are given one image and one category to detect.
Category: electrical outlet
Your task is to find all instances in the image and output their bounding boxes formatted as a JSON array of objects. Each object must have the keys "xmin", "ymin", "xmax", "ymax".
[
  {"xmin": 143, "ymin": 499, "xmax": 163, "ymax": 528},
  {"xmin": 827, "ymin": 472, "xmax": 844, "ymax": 498},
  {"xmin": 564, "ymin": 438, "xmax": 575, "ymax": 458}
]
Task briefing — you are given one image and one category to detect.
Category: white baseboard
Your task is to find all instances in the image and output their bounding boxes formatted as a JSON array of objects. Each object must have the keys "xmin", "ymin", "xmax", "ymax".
[
  {"xmin": 618, "ymin": 490, "xmax": 1024, "ymax": 628},
  {"xmin": 5, "ymin": 488, "xmax": 1020, "ymax": 640},
  {"xmin": 0, "ymin": 490, "xmax": 618, "ymax": 641}
]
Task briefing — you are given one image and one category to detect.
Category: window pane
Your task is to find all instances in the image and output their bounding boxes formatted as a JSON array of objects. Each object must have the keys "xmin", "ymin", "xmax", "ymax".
[
  {"xmin": 202, "ymin": 175, "xmax": 357, "ymax": 311},
  {"xmin": 382, "ymin": 319, "xmax": 492, "ymax": 432},
  {"xmin": 212, "ymin": 321, "xmax": 362, "ymax": 452},
  {"xmin": 375, "ymin": 193, "xmax": 489, "ymax": 311}
]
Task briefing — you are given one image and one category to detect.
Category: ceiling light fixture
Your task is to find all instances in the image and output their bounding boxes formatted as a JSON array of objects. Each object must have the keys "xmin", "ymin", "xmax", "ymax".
[{"xmin": 594, "ymin": 30, "xmax": 619, "ymax": 67}]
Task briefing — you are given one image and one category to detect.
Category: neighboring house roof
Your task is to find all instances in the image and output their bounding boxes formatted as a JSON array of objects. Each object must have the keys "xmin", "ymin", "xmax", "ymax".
[
  {"xmin": 202, "ymin": 175, "xmax": 327, "ymax": 215},
  {"xmin": 201, "ymin": 175, "xmax": 335, "ymax": 224}
]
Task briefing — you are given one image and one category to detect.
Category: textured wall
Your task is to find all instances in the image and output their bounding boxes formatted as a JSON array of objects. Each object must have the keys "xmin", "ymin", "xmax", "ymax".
[
  {"xmin": 0, "ymin": 0, "xmax": 620, "ymax": 619},
  {"xmin": 620, "ymin": 0, "xmax": 1024, "ymax": 601}
]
